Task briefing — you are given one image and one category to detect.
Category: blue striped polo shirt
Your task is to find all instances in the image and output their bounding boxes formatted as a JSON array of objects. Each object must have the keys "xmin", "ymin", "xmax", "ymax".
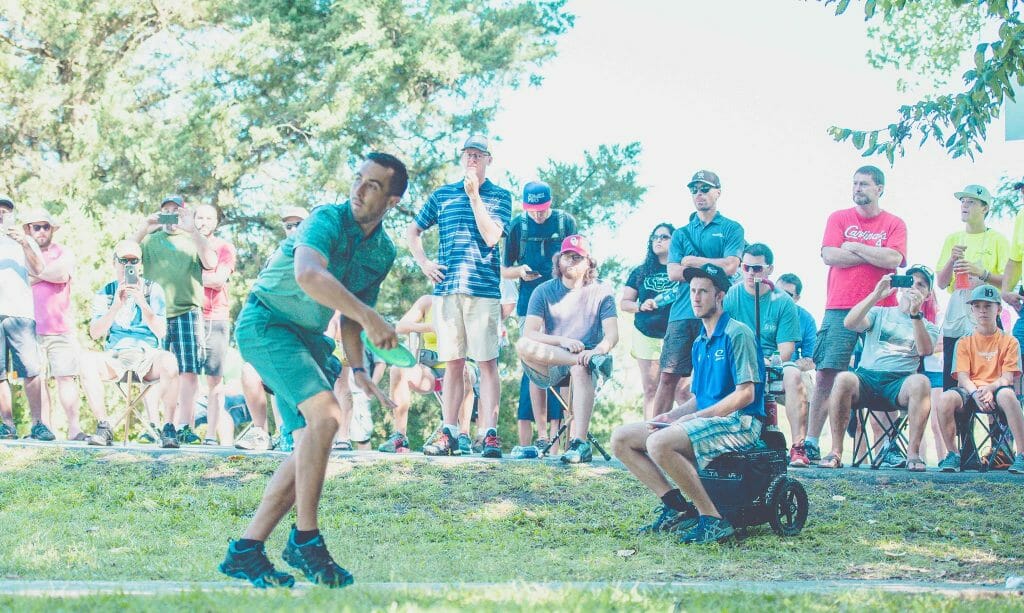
[{"xmin": 414, "ymin": 179, "xmax": 513, "ymax": 299}]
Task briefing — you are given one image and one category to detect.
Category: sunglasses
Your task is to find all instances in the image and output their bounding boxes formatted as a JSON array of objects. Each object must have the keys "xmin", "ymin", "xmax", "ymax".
[
  {"xmin": 689, "ymin": 185, "xmax": 713, "ymax": 195},
  {"xmin": 462, "ymin": 152, "xmax": 489, "ymax": 161},
  {"xmin": 284, "ymin": 222, "xmax": 301, "ymax": 230},
  {"xmin": 118, "ymin": 257, "xmax": 140, "ymax": 265},
  {"xmin": 30, "ymin": 223, "xmax": 52, "ymax": 231},
  {"xmin": 561, "ymin": 252, "xmax": 585, "ymax": 263},
  {"xmin": 652, "ymin": 233, "xmax": 672, "ymax": 241},
  {"xmin": 742, "ymin": 264, "xmax": 766, "ymax": 273},
  {"xmin": 783, "ymin": 290, "xmax": 797, "ymax": 299}
]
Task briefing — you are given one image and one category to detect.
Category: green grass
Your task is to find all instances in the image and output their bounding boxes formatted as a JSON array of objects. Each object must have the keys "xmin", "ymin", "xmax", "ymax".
[
  {"xmin": 1, "ymin": 587, "xmax": 1022, "ymax": 613},
  {"xmin": 0, "ymin": 446, "xmax": 1021, "ymax": 592}
]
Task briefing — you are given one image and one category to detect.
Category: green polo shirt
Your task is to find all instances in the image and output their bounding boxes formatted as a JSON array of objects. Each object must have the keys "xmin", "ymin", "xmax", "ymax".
[
  {"xmin": 140, "ymin": 230, "xmax": 203, "ymax": 318},
  {"xmin": 250, "ymin": 202, "xmax": 396, "ymax": 331}
]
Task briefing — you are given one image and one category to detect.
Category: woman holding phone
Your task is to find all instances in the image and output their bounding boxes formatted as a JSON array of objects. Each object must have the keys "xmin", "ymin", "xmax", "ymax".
[{"xmin": 620, "ymin": 223, "xmax": 680, "ymax": 419}]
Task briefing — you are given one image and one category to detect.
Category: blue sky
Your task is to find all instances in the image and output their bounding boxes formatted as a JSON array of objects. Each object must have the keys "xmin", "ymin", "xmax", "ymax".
[{"xmin": 484, "ymin": 0, "xmax": 1023, "ymax": 321}]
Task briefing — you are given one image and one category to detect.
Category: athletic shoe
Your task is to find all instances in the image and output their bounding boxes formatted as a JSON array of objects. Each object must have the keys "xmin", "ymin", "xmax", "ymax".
[
  {"xmin": 788, "ymin": 443, "xmax": 810, "ymax": 468},
  {"xmin": 160, "ymin": 423, "xmax": 180, "ymax": 449},
  {"xmin": 482, "ymin": 428, "xmax": 502, "ymax": 458},
  {"xmin": 804, "ymin": 440, "xmax": 821, "ymax": 462},
  {"xmin": 138, "ymin": 423, "xmax": 159, "ymax": 444},
  {"xmin": 277, "ymin": 432, "xmax": 294, "ymax": 453},
  {"xmin": 29, "ymin": 422, "xmax": 55, "ymax": 441},
  {"xmin": 560, "ymin": 438, "xmax": 593, "ymax": 464},
  {"xmin": 87, "ymin": 421, "xmax": 114, "ymax": 447},
  {"xmin": 1009, "ymin": 453, "xmax": 1024, "ymax": 475},
  {"xmin": 679, "ymin": 515, "xmax": 735, "ymax": 544},
  {"xmin": 282, "ymin": 527, "xmax": 354, "ymax": 588},
  {"xmin": 378, "ymin": 432, "xmax": 410, "ymax": 454},
  {"xmin": 638, "ymin": 502, "xmax": 697, "ymax": 534},
  {"xmin": 535, "ymin": 438, "xmax": 550, "ymax": 456},
  {"xmin": 879, "ymin": 441, "xmax": 907, "ymax": 469},
  {"xmin": 0, "ymin": 422, "xmax": 17, "ymax": 440},
  {"xmin": 332, "ymin": 440, "xmax": 352, "ymax": 452},
  {"xmin": 510, "ymin": 445, "xmax": 539, "ymax": 460},
  {"xmin": 470, "ymin": 435, "xmax": 485, "ymax": 454},
  {"xmin": 177, "ymin": 425, "xmax": 201, "ymax": 445},
  {"xmin": 458, "ymin": 433, "xmax": 472, "ymax": 455},
  {"xmin": 423, "ymin": 426, "xmax": 458, "ymax": 456},
  {"xmin": 235, "ymin": 426, "xmax": 272, "ymax": 451},
  {"xmin": 219, "ymin": 540, "xmax": 295, "ymax": 588},
  {"xmin": 938, "ymin": 451, "xmax": 960, "ymax": 472}
]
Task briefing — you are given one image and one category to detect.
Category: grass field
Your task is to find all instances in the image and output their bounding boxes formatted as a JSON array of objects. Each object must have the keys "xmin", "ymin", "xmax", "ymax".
[{"xmin": 0, "ymin": 445, "xmax": 1021, "ymax": 610}]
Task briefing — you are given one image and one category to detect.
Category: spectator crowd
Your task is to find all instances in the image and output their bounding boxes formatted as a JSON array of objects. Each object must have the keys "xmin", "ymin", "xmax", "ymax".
[{"xmin": 2, "ymin": 141, "xmax": 1024, "ymax": 482}]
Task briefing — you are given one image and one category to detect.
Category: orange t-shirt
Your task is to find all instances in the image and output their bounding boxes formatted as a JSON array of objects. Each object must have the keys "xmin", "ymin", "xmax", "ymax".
[{"xmin": 953, "ymin": 330, "xmax": 1021, "ymax": 386}]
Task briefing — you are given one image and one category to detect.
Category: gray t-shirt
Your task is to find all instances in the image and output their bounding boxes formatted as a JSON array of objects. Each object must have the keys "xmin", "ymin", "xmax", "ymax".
[
  {"xmin": 0, "ymin": 234, "xmax": 42, "ymax": 319},
  {"xmin": 526, "ymin": 278, "xmax": 617, "ymax": 349},
  {"xmin": 859, "ymin": 306, "xmax": 939, "ymax": 373}
]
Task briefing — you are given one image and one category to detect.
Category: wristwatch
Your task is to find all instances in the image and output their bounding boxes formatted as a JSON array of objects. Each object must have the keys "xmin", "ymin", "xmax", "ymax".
[{"xmin": 909, "ymin": 313, "xmax": 923, "ymax": 320}]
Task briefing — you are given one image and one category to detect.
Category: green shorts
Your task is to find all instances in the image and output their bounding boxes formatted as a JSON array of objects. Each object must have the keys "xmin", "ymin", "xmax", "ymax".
[
  {"xmin": 852, "ymin": 367, "xmax": 913, "ymax": 412},
  {"xmin": 235, "ymin": 296, "xmax": 336, "ymax": 437}
]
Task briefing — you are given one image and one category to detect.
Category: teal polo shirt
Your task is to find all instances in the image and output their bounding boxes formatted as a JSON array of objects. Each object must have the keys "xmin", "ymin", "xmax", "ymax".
[
  {"xmin": 249, "ymin": 202, "xmax": 396, "ymax": 332},
  {"xmin": 668, "ymin": 211, "xmax": 745, "ymax": 322}
]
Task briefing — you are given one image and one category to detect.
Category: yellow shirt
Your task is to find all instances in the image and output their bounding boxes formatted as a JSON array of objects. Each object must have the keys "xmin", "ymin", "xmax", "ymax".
[{"xmin": 936, "ymin": 228, "xmax": 1010, "ymax": 337}]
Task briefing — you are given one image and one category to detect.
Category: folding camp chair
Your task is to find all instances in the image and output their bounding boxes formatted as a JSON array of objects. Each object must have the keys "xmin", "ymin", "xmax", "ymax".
[
  {"xmin": 537, "ymin": 360, "xmax": 613, "ymax": 461},
  {"xmin": 851, "ymin": 403, "xmax": 908, "ymax": 469},
  {"xmin": 108, "ymin": 370, "xmax": 159, "ymax": 446},
  {"xmin": 958, "ymin": 405, "xmax": 1015, "ymax": 472}
]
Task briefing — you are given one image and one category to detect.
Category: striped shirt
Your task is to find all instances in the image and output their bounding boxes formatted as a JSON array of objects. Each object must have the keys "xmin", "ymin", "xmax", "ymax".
[{"xmin": 415, "ymin": 179, "xmax": 512, "ymax": 299}]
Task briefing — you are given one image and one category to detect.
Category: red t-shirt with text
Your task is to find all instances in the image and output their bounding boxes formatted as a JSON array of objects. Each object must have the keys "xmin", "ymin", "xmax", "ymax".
[
  {"xmin": 822, "ymin": 207, "xmax": 907, "ymax": 309},
  {"xmin": 202, "ymin": 236, "xmax": 237, "ymax": 321}
]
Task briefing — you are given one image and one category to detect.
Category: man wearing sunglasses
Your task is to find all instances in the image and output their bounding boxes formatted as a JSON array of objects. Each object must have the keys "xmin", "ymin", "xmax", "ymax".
[
  {"xmin": 806, "ymin": 165, "xmax": 907, "ymax": 463},
  {"xmin": 23, "ymin": 209, "xmax": 99, "ymax": 443},
  {"xmin": 653, "ymin": 170, "xmax": 745, "ymax": 418},
  {"xmin": 722, "ymin": 243, "xmax": 807, "ymax": 467},
  {"xmin": 0, "ymin": 197, "xmax": 48, "ymax": 441}
]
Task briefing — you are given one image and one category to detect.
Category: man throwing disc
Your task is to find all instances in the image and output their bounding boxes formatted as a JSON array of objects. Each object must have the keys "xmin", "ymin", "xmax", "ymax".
[{"xmin": 219, "ymin": 152, "xmax": 407, "ymax": 588}]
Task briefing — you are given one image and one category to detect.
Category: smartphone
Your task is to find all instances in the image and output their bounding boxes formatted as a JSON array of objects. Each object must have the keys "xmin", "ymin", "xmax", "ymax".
[
  {"xmin": 158, "ymin": 213, "xmax": 179, "ymax": 225},
  {"xmin": 890, "ymin": 274, "xmax": 914, "ymax": 288},
  {"xmin": 124, "ymin": 263, "xmax": 139, "ymax": 286}
]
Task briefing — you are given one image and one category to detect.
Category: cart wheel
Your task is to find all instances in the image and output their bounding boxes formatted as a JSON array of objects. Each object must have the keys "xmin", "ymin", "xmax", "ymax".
[{"xmin": 766, "ymin": 475, "xmax": 808, "ymax": 537}]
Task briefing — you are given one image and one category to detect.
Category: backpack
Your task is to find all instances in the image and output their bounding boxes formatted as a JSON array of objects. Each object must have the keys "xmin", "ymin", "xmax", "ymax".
[{"xmin": 515, "ymin": 209, "xmax": 573, "ymax": 263}]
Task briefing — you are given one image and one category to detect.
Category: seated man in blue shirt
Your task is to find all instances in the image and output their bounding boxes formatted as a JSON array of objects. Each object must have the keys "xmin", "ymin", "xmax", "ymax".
[{"xmin": 611, "ymin": 263, "xmax": 764, "ymax": 544}]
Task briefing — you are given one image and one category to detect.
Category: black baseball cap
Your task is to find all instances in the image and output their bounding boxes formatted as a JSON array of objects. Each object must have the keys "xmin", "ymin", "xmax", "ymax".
[
  {"xmin": 686, "ymin": 170, "xmax": 721, "ymax": 189},
  {"xmin": 684, "ymin": 263, "xmax": 731, "ymax": 292},
  {"xmin": 0, "ymin": 196, "xmax": 13, "ymax": 209}
]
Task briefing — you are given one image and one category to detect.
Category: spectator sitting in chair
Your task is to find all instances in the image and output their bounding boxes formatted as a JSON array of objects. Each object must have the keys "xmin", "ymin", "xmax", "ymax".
[
  {"xmin": 935, "ymin": 284, "xmax": 1024, "ymax": 474},
  {"xmin": 516, "ymin": 234, "xmax": 617, "ymax": 464},
  {"xmin": 610, "ymin": 263, "xmax": 764, "ymax": 544},
  {"xmin": 79, "ymin": 240, "xmax": 182, "ymax": 447},
  {"xmin": 818, "ymin": 267, "xmax": 938, "ymax": 471}
]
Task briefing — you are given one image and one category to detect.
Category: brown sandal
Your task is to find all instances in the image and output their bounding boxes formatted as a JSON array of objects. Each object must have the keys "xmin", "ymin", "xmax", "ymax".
[
  {"xmin": 818, "ymin": 453, "xmax": 843, "ymax": 469},
  {"xmin": 907, "ymin": 457, "xmax": 926, "ymax": 472}
]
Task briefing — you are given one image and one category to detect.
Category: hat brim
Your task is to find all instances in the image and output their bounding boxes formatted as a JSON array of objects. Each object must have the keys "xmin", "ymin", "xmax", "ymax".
[
  {"xmin": 23, "ymin": 219, "xmax": 59, "ymax": 228},
  {"xmin": 905, "ymin": 267, "xmax": 934, "ymax": 288},
  {"xmin": 954, "ymin": 191, "xmax": 990, "ymax": 205},
  {"xmin": 686, "ymin": 180, "xmax": 719, "ymax": 189},
  {"xmin": 523, "ymin": 200, "xmax": 551, "ymax": 211},
  {"xmin": 461, "ymin": 145, "xmax": 490, "ymax": 155},
  {"xmin": 560, "ymin": 246, "xmax": 588, "ymax": 257},
  {"xmin": 683, "ymin": 268, "xmax": 729, "ymax": 292},
  {"xmin": 0, "ymin": 200, "xmax": 13, "ymax": 209}
]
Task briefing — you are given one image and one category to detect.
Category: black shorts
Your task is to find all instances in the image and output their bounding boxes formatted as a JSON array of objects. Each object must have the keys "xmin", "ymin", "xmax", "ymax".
[{"xmin": 659, "ymin": 319, "xmax": 703, "ymax": 377}]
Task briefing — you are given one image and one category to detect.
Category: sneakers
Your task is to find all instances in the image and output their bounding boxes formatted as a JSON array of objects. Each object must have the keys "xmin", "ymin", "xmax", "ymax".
[
  {"xmin": 788, "ymin": 443, "xmax": 810, "ymax": 468},
  {"xmin": 332, "ymin": 440, "xmax": 353, "ymax": 452},
  {"xmin": 470, "ymin": 435, "xmax": 485, "ymax": 454},
  {"xmin": 138, "ymin": 423, "xmax": 160, "ymax": 444},
  {"xmin": 282, "ymin": 526, "xmax": 354, "ymax": 588},
  {"xmin": 638, "ymin": 501, "xmax": 699, "ymax": 534},
  {"xmin": 235, "ymin": 426, "xmax": 272, "ymax": 451},
  {"xmin": 1009, "ymin": 452, "xmax": 1024, "ymax": 475},
  {"xmin": 589, "ymin": 353, "xmax": 613, "ymax": 384},
  {"xmin": 378, "ymin": 432, "xmax": 410, "ymax": 454},
  {"xmin": 177, "ymin": 425, "xmax": 201, "ymax": 445},
  {"xmin": 482, "ymin": 428, "xmax": 502, "ymax": 458},
  {"xmin": 276, "ymin": 432, "xmax": 294, "ymax": 453},
  {"xmin": 87, "ymin": 421, "xmax": 114, "ymax": 447},
  {"xmin": 160, "ymin": 423, "xmax": 180, "ymax": 449},
  {"xmin": 560, "ymin": 438, "xmax": 593, "ymax": 464},
  {"xmin": 510, "ymin": 445, "xmax": 539, "ymax": 460},
  {"xmin": 29, "ymin": 422, "xmax": 55, "ymax": 441},
  {"xmin": 535, "ymin": 438, "xmax": 550, "ymax": 457},
  {"xmin": 679, "ymin": 515, "xmax": 735, "ymax": 544},
  {"xmin": 219, "ymin": 540, "xmax": 295, "ymax": 588},
  {"xmin": 0, "ymin": 422, "xmax": 17, "ymax": 440},
  {"xmin": 804, "ymin": 440, "xmax": 821, "ymax": 462},
  {"xmin": 938, "ymin": 451, "xmax": 960, "ymax": 472},
  {"xmin": 879, "ymin": 441, "xmax": 907, "ymax": 469},
  {"xmin": 458, "ymin": 432, "xmax": 472, "ymax": 455},
  {"xmin": 423, "ymin": 426, "xmax": 459, "ymax": 456}
]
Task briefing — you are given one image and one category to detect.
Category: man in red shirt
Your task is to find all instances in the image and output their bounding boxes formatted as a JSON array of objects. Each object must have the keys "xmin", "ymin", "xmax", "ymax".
[
  {"xmin": 804, "ymin": 166, "xmax": 907, "ymax": 461},
  {"xmin": 195, "ymin": 204, "xmax": 237, "ymax": 445}
]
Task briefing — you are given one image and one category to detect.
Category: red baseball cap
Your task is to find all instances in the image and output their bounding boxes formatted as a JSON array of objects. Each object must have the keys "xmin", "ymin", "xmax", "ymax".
[{"xmin": 559, "ymin": 234, "xmax": 590, "ymax": 257}]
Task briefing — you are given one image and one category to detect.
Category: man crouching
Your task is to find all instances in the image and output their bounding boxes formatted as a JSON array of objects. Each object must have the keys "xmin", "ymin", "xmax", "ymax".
[{"xmin": 611, "ymin": 263, "xmax": 764, "ymax": 544}]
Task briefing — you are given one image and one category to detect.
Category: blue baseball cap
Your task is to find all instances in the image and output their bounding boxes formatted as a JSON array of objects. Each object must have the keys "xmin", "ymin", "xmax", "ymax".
[
  {"xmin": 161, "ymin": 195, "xmax": 184, "ymax": 208},
  {"xmin": 968, "ymin": 284, "xmax": 1001, "ymax": 304},
  {"xmin": 523, "ymin": 181, "xmax": 552, "ymax": 211}
]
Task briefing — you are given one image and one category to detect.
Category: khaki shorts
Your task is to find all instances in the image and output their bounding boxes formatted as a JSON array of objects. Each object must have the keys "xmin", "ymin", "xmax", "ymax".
[
  {"xmin": 37, "ymin": 333, "xmax": 80, "ymax": 378},
  {"xmin": 630, "ymin": 327, "xmax": 663, "ymax": 361},
  {"xmin": 102, "ymin": 346, "xmax": 161, "ymax": 382},
  {"xmin": 433, "ymin": 294, "xmax": 500, "ymax": 362}
]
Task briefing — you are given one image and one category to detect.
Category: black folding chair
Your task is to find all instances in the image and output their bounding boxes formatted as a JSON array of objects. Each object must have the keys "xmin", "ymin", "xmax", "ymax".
[
  {"xmin": 538, "ymin": 361, "xmax": 612, "ymax": 461},
  {"xmin": 851, "ymin": 403, "xmax": 908, "ymax": 469}
]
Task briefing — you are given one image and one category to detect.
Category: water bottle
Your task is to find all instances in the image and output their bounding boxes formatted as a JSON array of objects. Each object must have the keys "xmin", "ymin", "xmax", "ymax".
[
  {"xmin": 764, "ymin": 393, "xmax": 779, "ymax": 430},
  {"xmin": 652, "ymin": 287, "xmax": 678, "ymax": 308}
]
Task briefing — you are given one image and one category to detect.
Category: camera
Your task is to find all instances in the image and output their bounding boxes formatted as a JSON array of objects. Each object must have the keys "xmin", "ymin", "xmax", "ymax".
[
  {"xmin": 890, "ymin": 274, "xmax": 914, "ymax": 288},
  {"xmin": 158, "ymin": 213, "xmax": 179, "ymax": 225},
  {"xmin": 124, "ymin": 263, "xmax": 139, "ymax": 286}
]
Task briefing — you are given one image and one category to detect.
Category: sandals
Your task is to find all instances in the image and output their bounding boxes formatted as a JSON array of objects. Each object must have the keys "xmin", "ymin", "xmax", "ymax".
[
  {"xmin": 906, "ymin": 457, "xmax": 927, "ymax": 472},
  {"xmin": 818, "ymin": 453, "xmax": 843, "ymax": 469}
]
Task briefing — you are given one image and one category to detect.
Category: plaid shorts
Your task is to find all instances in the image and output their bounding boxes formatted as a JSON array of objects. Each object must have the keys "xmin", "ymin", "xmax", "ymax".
[
  {"xmin": 165, "ymin": 309, "xmax": 206, "ymax": 374},
  {"xmin": 675, "ymin": 413, "xmax": 762, "ymax": 469}
]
